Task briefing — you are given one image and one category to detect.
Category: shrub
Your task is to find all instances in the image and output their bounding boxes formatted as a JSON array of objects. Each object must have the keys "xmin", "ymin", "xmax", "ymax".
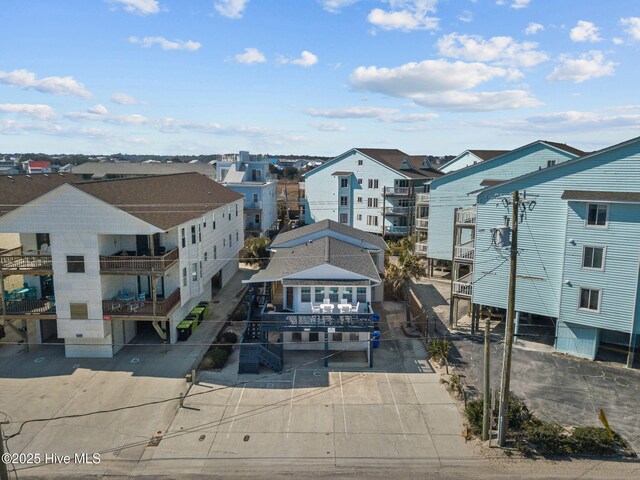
[
  {"xmin": 221, "ymin": 331, "xmax": 238, "ymax": 345},
  {"xmin": 443, "ymin": 372, "xmax": 465, "ymax": 399},
  {"xmin": 570, "ymin": 427, "xmax": 616, "ymax": 455},
  {"xmin": 230, "ymin": 303, "xmax": 249, "ymax": 322},
  {"xmin": 464, "ymin": 398, "xmax": 485, "ymax": 436},
  {"xmin": 200, "ymin": 347, "xmax": 229, "ymax": 369},
  {"xmin": 463, "ymin": 394, "xmax": 534, "ymax": 438},
  {"xmin": 525, "ymin": 422, "xmax": 570, "ymax": 456},
  {"xmin": 427, "ymin": 338, "xmax": 452, "ymax": 373}
]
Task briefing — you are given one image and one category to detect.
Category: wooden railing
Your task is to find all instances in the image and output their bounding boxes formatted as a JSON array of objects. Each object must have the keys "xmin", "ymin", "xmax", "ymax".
[
  {"xmin": 0, "ymin": 254, "xmax": 52, "ymax": 272},
  {"xmin": 453, "ymin": 273, "xmax": 473, "ymax": 297},
  {"xmin": 1, "ymin": 299, "xmax": 55, "ymax": 316},
  {"xmin": 454, "ymin": 241, "xmax": 475, "ymax": 261},
  {"xmin": 102, "ymin": 288, "xmax": 181, "ymax": 317},
  {"xmin": 416, "ymin": 218, "xmax": 429, "ymax": 229},
  {"xmin": 99, "ymin": 247, "xmax": 179, "ymax": 273}
]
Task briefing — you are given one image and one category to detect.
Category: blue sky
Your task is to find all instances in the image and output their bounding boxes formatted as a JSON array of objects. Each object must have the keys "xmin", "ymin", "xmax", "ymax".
[{"xmin": 1, "ymin": 0, "xmax": 639, "ymax": 155}]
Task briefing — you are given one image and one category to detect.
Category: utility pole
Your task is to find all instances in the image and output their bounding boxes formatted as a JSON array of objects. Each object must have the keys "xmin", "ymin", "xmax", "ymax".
[
  {"xmin": 497, "ymin": 190, "xmax": 519, "ymax": 447},
  {"xmin": 0, "ymin": 422, "xmax": 9, "ymax": 480},
  {"xmin": 482, "ymin": 308, "xmax": 491, "ymax": 441}
]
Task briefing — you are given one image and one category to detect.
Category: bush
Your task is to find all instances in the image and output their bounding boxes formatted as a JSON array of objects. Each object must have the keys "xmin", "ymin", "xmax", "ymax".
[
  {"xmin": 230, "ymin": 303, "xmax": 249, "ymax": 322},
  {"xmin": 221, "ymin": 331, "xmax": 238, "ymax": 345},
  {"xmin": 427, "ymin": 339, "xmax": 452, "ymax": 372},
  {"xmin": 200, "ymin": 347, "xmax": 229, "ymax": 369},
  {"xmin": 443, "ymin": 372, "xmax": 465, "ymax": 399},
  {"xmin": 525, "ymin": 422, "xmax": 570, "ymax": 456},
  {"xmin": 464, "ymin": 398, "xmax": 484, "ymax": 436},
  {"xmin": 570, "ymin": 427, "xmax": 616, "ymax": 455},
  {"xmin": 464, "ymin": 394, "xmax": 534, "ymax": 438}
]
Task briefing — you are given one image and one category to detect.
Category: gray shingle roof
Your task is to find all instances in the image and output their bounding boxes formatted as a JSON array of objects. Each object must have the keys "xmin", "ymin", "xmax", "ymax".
[
  {"xmin": 271, "ymin": 219, "xmax": 388, "ymax": 250},
  {"xmin": 561, "ymin": 190, "xmax": 640, "ymax": 203}
]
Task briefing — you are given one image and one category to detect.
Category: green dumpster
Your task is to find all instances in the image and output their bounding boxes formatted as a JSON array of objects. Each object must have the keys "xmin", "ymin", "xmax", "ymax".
[
  {"xmin": 197, "ymin": 301, "xmax": 209, "ymax": 318},
  {"xmin": 191, "ymin": 306, "xmax": 206, "ymax": 323},
  {"xmin": 177, "ymin": 320, "xmax": 193, "ymax": 341},
  {"xmin": 184, "ymin": 313, "xmax": 198, "ymax": 331}
]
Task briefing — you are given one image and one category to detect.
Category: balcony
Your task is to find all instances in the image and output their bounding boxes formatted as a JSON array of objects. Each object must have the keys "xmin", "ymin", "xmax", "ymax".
[
  {"xmin": 415, "ymin": 241, "xmax": 428, "ymax": 255},
  {"xmin": 456, "ymin": 207, "xmax": 476, "ymax": 225},
  {"xmin": 0, "ymin": 298, "xmax": 56, "ymax": 319},
  {"xmin": 244, "ymin": 201, "xmax": 262, "ymax": 210},
  {"xmin": 416, "ymin": 193, "xmax": 430, "ymax": 204},
  {"xmin": 298, "ymin": 182, "xmax": 305, "ymax": 190},
  {"xmin": 246, "ymin": 222, "xmax": 262, "ymax": 233},
  {"xmin": 99, "ymin": 247, "xmax": 178, "ymax": 275},
  {"xmin": 454, "ymin": 240, "xmax": 475, "ymax": 262},
  {"xmin": 416, "ymin": 218, "xmax": 429, "ymax": 230},
  {"xmin": 452, "ymin": 272, "xmax": 473, "ymax": 297},
  {"xmin": 101, "ymin": 288, "xmax": 181, "ymax": 319},
  {"xmin": 384, "ymin": 225, "xmax": 409, "ymax": 235},
  {"xmin": 383, "ymin": 186, "xmax": 410, "ymax": 196},
  {"xmin": 260, "ymin": 310, "xmax": 375, "ymax": 332},
  {"xmin": 383, "ymin": 206, "xmax": 410, "ymax": 216},
  {"xmin": 0, "ymin": 247, "xmax": 53, "ymax": 274}
]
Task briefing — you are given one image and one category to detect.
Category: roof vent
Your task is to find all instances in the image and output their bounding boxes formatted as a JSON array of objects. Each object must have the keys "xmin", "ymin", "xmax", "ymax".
[
  {"xmin": 43, "ymin": 173, "xmax": 49, "ymax": 177},
  {"xmin": 7, "ymin": 175, "xmax": 14, "ymax": 182}
]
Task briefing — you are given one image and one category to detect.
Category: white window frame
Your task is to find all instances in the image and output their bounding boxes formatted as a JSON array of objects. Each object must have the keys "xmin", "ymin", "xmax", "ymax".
[
  {"xmin": 358, "ymin": 159, "xmax": 363, "ymax": 166},
  {"xmin": 581, "ymin": 245, "xmax": 606, "ymax": 271},
  {"xmin": 357, "ymin": 214, "xmax": 362, "ymax": 221},
  {"xmin": 192, "ymin": 263, "xmax": 198, "ymax": 282},
  {"xmin": 339, "ymin": 213, "xmax": 348, "ymax": 224},
  {"xmin": 547, "ymin": 160, "xmax": 556, "ymax": 168},
  {"xmin": 367, "ymin": 198, "xmax": 378, "ymax": 208},
  {"xmin": 357, "ymin": 196, "xmax": 363, "ymax": 203},
  {"xmin": 578, "ymin": 286, "xmax": 602, "ymax": 313},
  {"xmin": 340, "ymin": 178, "xmax": 348, "ymax": 188},
  {"xmin": 340, "ymin": 196, "xmax": 348, "ymax": 206},
  {"xmin": 585, "ymin": 203, "xmax": 609, "ymax": 228}
]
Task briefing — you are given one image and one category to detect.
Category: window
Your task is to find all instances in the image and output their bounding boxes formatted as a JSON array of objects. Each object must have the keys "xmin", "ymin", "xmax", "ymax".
[
  {"xmin": 229, "ymin": 233, "xmax": 232, "ymax": 247},
  {"xmin": 182, "ymin": 267, "xmax": 187, "ymax": 286},
  {"xmin": 301, "ymin": 287, "xmax": 311, "ymax": 303},
  {"xmin": 357, "ymin": 196, "xmax": 363, "ymax": 203},
  {"xmin": 254, "ymin": 213, "xmax": 260, "ymax": 224},
  {"xmin": 357, "ymin": 287, "xmax": 367, "ymax": 303},
  {"xmin": 340, "ymin": 196, "xmax": 348, "ymax": 206},
  {"xmin": 358, "ymin": 159, "xmax": 363, "ymax": 166},
  {"xmin": 547, "ymin": 160, "xmax": 556, "ymax": 168},
  {"xmin": 358, "ymin": 178, "xmax": 362, "ymax": 185},
  {"xmin": 203, "ymin": 217, "xmax": 207, "ymax": 228},
  {"xmin": 235, "ymin": 203, "xmax": 238, "ymax": 217},
  {"xmin": 315, "ymin": 287, "xmax": 324, "ymax": 302},
  {"xmin": 339, "ymin": 213, "xmax": 348, "ymax": 224},
  {"xmin": 367, "ymin": 198, "xmax": 378, "ymax": 208},
  {"xmin": 309, "ymin": 332, "xmax": 319, "ymax": 342},
  {"xmin": 213, "ymin": 245, "xmax": 217, "ymax": 260},
  {"xmin": 333, "ymin": 332, "xmax": 343, "ymax": 342},
  {"xmin": 67, "ymin": 255, "xmax": 85, "ymax": 273},
  {"xmin": 292, "ymin": 332, "xmax": 302, "ymax": 342},
  {"xmin": 199, "ymin": 261, "xmax": 203, "ymax": 279},
  {"xmin": 329, "ymin": 287, "xmax": 339, "ymax": 303},
  {"xmin": 212, "ymin": 213, "xmax": 216, "ymax": 230},
  {"xmin": 342, "ymin": 287, "xmax": 352, "ymax": 302},
  {"xmin": 204, "ymin": 251, "xmax": 208, "ymax": 262},
  {"xmin": 198, "ymin": 224, "xmax": 202, "ymax": 242},
  {"xmin": 367, "ymin": 215, "xmax": 379, "ymax": 226},
  {"xmin": 579, "ymin": 287, "xmax": 601, "ymax": 312},
  {"xmin": 191, "ymin": 225, "xmax": 197, "ymax": 244},
  {"xmin": 349, "ymin": 333, "xmax": 359, "ymax": 342},
  {"xmin": 253, "ymin": 193, "xmax": 259, "ymax": 203},
  {"xmin": 191, "ymin": 263, "xmax": 198, "ymax": 282},
  {"xmin": 367, "ymin": 179, "xmax": 379, "ymax": 189},
  {"xmin": 181, "ymin": 228, "xmax": 186, "ymax": 248},
  {"xmin": 357, "ymin": 214, "xmax": 362, "ymax": 221},
  {"xmin": 236, "ymin": 231, "xmax": 239, "ymax": 242},
  {"xmin": 70, "ymin": 303, "xmax": 88, "ymax": 320},
  {"xmin": 587, "ymin": 204, "xmax": 608, "ymax": 227},
  {"xmin": 340, "ymin": 178, "xmax": 348, "ymax": 188},
  {"xmin": 223, "ymin": 238, "xmax": 226, "ymax": 247},
  {"xmin": 583, "ymin": 246, "xmax": 605, "ymax": 270}
]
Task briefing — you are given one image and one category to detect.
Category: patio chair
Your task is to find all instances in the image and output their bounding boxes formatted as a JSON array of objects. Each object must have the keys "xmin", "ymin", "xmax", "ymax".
[
  {"xmin": 352, "ymin": 302, "xmax": 360, "ymax": 313},
  {"xmin": 323, "ymin": 298, "xmax": 331, "ymax": 304},
  {"xmin": 340, "ymin": 298, "xmax": 348, "ymax": 304},
  {"xmin": 110, "ymin": 302, "xmax": 122, "ymax": 312},
  {"xmin": 129, "ymin": 302, "xmax": 140, "ymax": 313},
  {"xmin": 311, "ymin": 304, "xmax": 321, "ymax": 314},
  {"xmin": 138, "ymin": 293, "xmax": 146, "ymax": 302},
  {"xmin": 39, "ymin": 243, "xmax": 50, "ymax": 255}
]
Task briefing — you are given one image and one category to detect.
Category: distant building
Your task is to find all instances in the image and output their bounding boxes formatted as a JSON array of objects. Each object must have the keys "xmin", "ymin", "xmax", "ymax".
[
  {"xmin": 71, "ymin": 162, "xmax": 216, "ymax": 180},
  {"xmin": 26, "ymin": 160, "xmax": 52, "ymax": 174}
]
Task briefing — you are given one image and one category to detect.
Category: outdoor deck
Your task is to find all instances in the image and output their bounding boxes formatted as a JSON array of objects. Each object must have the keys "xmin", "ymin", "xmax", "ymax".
[
  {"xmin": 101, "ymin": 288, "xmax": 181, "ymax": 319},
  {"xmin": 99, "ymin": 247, "xmax": 179, "ymax": 274}
]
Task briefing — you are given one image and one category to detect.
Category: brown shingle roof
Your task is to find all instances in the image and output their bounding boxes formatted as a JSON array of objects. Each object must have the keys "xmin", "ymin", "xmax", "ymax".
[
  {"xmin": 467, "ymin": 150, "xmax": 510, "ymax": 161},
  {"xmin": 480, "ymin": 179, "xmax": 506, "ymax": 187},
  {"xmin": 356, "ymin": 148, "xmax": 440, "ymax": 179},
  {"xmin": 561, "ymin": 190, "xmax": 640, "ymax": 203},
  {"xmin": 0, "ymin": 172, "xmax": 243, "ymax": 230},
  {"xmin": 542, "ymin": 141, "xmax": 586, "ymax": 157}
]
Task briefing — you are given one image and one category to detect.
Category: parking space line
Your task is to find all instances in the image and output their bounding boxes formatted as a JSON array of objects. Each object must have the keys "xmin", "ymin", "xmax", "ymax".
[
  {"xmin": 226, "ymin": 384, "xmax": 245, "ymax": 439},
  {"xmin": 286, "ymin": 369, "xmax": 296, "ymax": 438},
  {"xmin": 385, "ymin": 371, "xmax": 407, "ymax": 439},
  {"xmin": 339, "ymin": 371, "xmax": 348, "ymax": 437}
]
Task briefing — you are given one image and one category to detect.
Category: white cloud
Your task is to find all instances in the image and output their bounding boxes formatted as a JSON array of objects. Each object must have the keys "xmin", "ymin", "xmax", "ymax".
[
  {"xmin": 311, "ymin": 121, "xmax": 347, "ymax": 132},
  {"xmin": 410, "ymin": 90, "xmax": 540, "ymax": 111},
  {"xmin": 0, "ymin": 103, "xmax": 56, "ymax": 120},
  {"xmin": 525, "ymin": 22, "xmax": 544, "ymax": 35},
  {"xmin": 109, "ymin": 0, "xmax": 160, "ymax": 15},
  {"xmin": 496, "ymin": 0, "xmax": 530, "ymax": 8},
  {"xmin": 111, "ymin": 92, "xmax": 141, "ymax": 105},
  {"xmin": 66, "ymin": 109, "xmax": 149, "ymax": 125},
  {"xmin": 570, "ymin": 20, "xmax": 602, "ymax": 42},
  {"xmin": 494, "ymin": 110, "xmax": 640, "ymax": 133},
  {"xmin": 436, "ymin": 33, "xmax": 548, "ymax": 67},
  {"xmin": 620, "ymin": 17, "xmax": 640, "ymax": 41},
  {"xmin": 88, "ymin": 104, "xmax": 109, "ymax": 115},
  {"xmin": 305, "ymin": 106, "xmax": 439, "ymax": 122},
  {"xmin": 547, "ymin": 50, "xmax": 615, "ymax": 83},
  {"xmin": 612, "ymin": 37, "xmax": 625, "ymax": 45},
  {"xmin": 0, "ymin": 69, "xmax": 92, "ymax": 98},
  {"xmin": 458, "ymin": 10, "xmax": 473, "ymax": 23},
  {"xmin": 368, "ymin": 0, "xmax": 439, "ymax": 32},
  {"xmin": 128, "ymin": 36, "xmax": 201, "ymax": 51},
  {"xmin": 279, "ymin": 51, "xmax": 318, "ymax": 67},
  {"xmin": 234, "ymin": 47, "xmax": 266, "ymax": 64},
  {"xmin": 319, "ymin": 0, "xmax": 360, "ymax": 13},
  {"xmin": 214, "ymin": 0, "xmax": 248, "ymax": 19}
]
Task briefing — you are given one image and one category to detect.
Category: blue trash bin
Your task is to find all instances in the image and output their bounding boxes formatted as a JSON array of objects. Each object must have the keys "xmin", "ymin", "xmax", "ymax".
[
  {"xmin": 373, "ymin": 313, "xmax": 380, "ymax": 324},
  {"xmin": 372, "ymin": 330, "xmax": 381, "ymax": 348}
]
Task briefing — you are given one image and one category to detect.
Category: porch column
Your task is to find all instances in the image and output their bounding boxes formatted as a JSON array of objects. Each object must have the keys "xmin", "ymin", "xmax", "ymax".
[
  {"xmin": 627, "ymin": 332, "xmax": 637, "ymax": 368},
  {"xmin": 151, "ymin": 276, "xmax": 158, "ymax": 316},
  {"xmin": 324, "ymin": 332, "xmax": 329, "ymax": 367},
  {"xmin": 368, "ymin": 332, "xmax": 373, "ymax": 368}
]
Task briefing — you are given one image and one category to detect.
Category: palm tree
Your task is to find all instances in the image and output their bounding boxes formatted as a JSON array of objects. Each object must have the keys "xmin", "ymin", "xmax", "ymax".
[{"xmin": 385, "ymin": 245, "xmax": 424, "ymax": 299}]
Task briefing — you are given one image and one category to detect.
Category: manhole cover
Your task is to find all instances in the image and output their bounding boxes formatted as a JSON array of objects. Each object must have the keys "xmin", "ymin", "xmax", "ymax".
[{"xmin": 243, "ymin": 435, "xmax": 250, "ymax": 442}]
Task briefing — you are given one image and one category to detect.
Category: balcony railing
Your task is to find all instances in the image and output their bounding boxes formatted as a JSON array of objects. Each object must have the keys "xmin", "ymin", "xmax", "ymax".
[
  {"xmin": 246, "ymin": 222, "xmax": 262, "ymax": 232},
  {"xmin": 453, "ymin": 273, "xmax": 473, "ymax": 297},
  {"xmin": 244, "ymin": 201, "xmax": 262, "ymax": 210},
  {"xmin": 261, "ymin": 311, "xmax": 375, "ymax": 331},
  {"xmin": 0, "ymin": 253, "xmax": 53, "ymax": 272},
  {"xmin": 456, "ymin": 207, "xmax": 476, "ymax": 225},
  {"xmin": 415, "ymin": 241, "xmax": 428, "ymax": 254},
  {"xmin": 416, "ymin": 218, "xmax": 429, "ymax": 230},
  {"xmin": 383, "ymin": 206, "xmax": 410, "ymax": 215},
  {"xmin": 101, "ymin": 288, "xmax": 181, "ymax": 318},
  {"xmin": 384, "ymin": 225, "xmax": 409, "ymax": 234},
  {"xmin": 299, "ymin": 182, "xmax": 305, "ymax": 190},
  {"xmin": 383, "ymin": 186, "xmax": 410, "ymax": 196},
  {"xmin": 99, "ymin": 247, "xmax": 179, "ymax": 274},
  {"xmin": 454, "ymin": 240, "xmax": 475, "ymax": 261},
  {"xmin": 416, "ymin": 193, "xmax": 430, "ymax": 204},
  {"xmin": 1, "ymin": 299, "xmax": 56, "ymax": 316}
]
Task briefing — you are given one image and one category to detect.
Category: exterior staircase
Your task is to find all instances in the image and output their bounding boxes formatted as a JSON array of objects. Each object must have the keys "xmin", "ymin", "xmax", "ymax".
[{"xmin": 238, "ymin": 292, "xmax": 284, "ymax": 374}]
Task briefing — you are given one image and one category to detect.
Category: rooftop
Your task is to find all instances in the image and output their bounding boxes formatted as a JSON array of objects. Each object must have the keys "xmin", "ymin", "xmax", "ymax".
[{"xmin": 271, "ymin": 219, "xmax": 388, "ymax": 251}]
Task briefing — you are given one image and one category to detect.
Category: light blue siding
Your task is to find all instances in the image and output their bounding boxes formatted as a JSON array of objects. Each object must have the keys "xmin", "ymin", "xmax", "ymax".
[
  {"xmin": 556, "ymin": 322, "xmax": 599, "ymax": 360},
  {"xmin": 440, "ymin": 151, "xmax": 481, "ymax": 173},
  {"xmin": 474, "ymin": 140, "xmax": 640, "ymax": 345},
  {"xmin": 428, "ymin": 143, "xmax": 576, "ymax": 261}
]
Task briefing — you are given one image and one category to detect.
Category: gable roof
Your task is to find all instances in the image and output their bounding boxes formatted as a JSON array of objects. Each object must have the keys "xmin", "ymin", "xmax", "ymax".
[
  {"xmin": 356, "ymin": 148, "xmax": 440, "ymax": 179},
  {"xmin": 271, "ymin": 218, "xmax": 388, "ymax": 250},
  {"xmin": 542, "ymin": 141, "xmax": 587, "ymax": 157},
  {"xmin": 0, "ymin": 172, "xmax": 242, "ymax": 230},
  {"xmin": 467, "ymin": 150, "xmax": 510, "ymax": 161},
  {"xmin": 247, "ymin": 236, "xmax": 381, "ymax": 283},
  {"xmin": 561, "ymin": 190, "xmax": 640, "ymax": 203}
]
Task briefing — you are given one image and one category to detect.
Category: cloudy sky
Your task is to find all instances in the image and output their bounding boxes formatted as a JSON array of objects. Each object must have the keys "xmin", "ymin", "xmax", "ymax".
[{"xmin": 2, "ymin": 0, "xmax": 640, "ymax": 155}]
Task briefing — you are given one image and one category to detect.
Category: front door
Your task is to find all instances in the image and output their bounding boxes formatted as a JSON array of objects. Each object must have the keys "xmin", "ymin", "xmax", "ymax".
[
  {"xmin": 136, "ymin": 235, "xmax": 149, "ymax": 255},
  {"xmin": 286, "ymin": 287, "xmax": 294, "ymax": 310}
]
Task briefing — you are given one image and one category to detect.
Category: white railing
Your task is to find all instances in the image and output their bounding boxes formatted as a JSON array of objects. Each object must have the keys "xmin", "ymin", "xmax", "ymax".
[
  {"xmin": 415, "ymin": 242, "xmax": 428, "ymax": 254},
  {"xmin": 454, "ymin": 240, "xmax": 475, "ymax": 261},
  {"xmin": 384, "ymin": 186, "xmax": 410, "ymax": 196},
  {"xmin": 299, "ymin": 182, "xmax": 305, "ymax": 190},
  {"xmin": 416, "ymin": 218, "xmax": 429, "ymax": 229},
  {"xmin": 416, "ymin": 193, "xmax": 430, "ymax": 204},
  {"xmin": 452, "ymin": 272, "xmax": 473, "ymax": 297},
  {"xmin": 456, "ymin": 207, "xmax": 476, "ymax": 225},
  {"xmin": 384, "ymin": 206, "xmax": 410, "ymax": 215}
]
